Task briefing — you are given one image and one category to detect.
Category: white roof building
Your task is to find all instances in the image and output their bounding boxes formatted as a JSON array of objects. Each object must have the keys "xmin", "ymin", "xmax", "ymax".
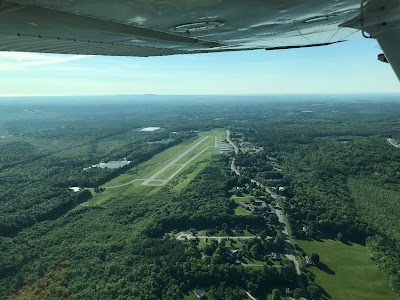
[{"xmin": 140, "ymin": 127, "xmax": 161, "ymax": 132}]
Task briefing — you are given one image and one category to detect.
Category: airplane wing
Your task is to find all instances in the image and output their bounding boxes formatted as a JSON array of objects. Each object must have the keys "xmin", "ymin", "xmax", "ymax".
[{"xmin": 0, "ymin": 0, "xmax": 399, "ymax": 79}]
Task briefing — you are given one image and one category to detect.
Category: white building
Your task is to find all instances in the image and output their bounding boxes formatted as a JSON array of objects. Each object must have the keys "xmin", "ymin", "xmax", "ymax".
[{"xmin": 140, "ymin": 127, "xmax": 161, "ymax": 132}]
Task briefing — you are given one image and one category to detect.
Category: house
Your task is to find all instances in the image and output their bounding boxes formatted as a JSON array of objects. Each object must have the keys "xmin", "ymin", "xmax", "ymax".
[
  {"xmin": 254, "ymin": 199, "xmax": 267, "ymax": 208},
  {"xmin": 172, "ymin": 229, "xmax": 178, "ymax": 234},
  {"xmin": 69, "ymin": 187, "xmax": 81, "ymax": 192},
  {"xmin": 193, "ymin": 288, "xmax": 205, "ymax": 299},
  {"xmin": 229, "ymin": 249, "xmax": 240, "ymax": 257},
  {"xmin": 188, "ymin": 228, "xmax": 197, "ymax": 234},
  {"xmin": 278, "ymin": 187, "xmax": 286, "ymax": 192},
  {"xmin": 304, "ymin": 256, "xmax": 313, "ymax": 265},
  {"xmin": 237, "ymin": 202, "xmax": 253, "ymax": 211},
  {"xmin": 267, "ymin": 204, "xmax": 276, "ymax": 213},
  {"xmin": 268, "ymin": 252, "xmax": 280, "ymax": 260}
]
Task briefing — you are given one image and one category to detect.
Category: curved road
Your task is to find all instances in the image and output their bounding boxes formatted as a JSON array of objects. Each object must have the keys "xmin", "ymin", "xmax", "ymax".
[
  {"xmin": 226, "ymin": 130, "xmax": 239, "ymax": 154},
  {"xmin": 228, "ymin": 132, "xmax": 301, "ymax": 275},
  {"xmin": 105, "ymin": 179, "xmax": 145, "ymax": 189}
]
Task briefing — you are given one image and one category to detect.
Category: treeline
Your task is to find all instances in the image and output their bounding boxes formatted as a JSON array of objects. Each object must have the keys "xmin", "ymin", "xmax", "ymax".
[
  {"xmin": 0, "ymin": 105, "xmax": 204, "ymax": 236},
  {"xmin": 0, "ymin": 137, "xmax": 181, "ymax": 236},
  {"xmin": 145, "ymin": 157, "xmax": 278, "ymax": 238},
  {"xmin": 0, "ymin": 156, "xmax": 297, "ymax": 299}
]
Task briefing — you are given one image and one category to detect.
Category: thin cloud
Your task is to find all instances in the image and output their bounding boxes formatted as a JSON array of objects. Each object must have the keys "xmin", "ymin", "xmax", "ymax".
[{"xmin": 0, "ymin": 52, "xmax": 88, "ymax": 70}]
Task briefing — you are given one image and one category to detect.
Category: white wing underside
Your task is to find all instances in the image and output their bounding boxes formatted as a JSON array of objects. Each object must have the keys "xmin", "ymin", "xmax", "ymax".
[{"xmin": 0, "ymin": 0, "xmax": 362, "ymax": 56}]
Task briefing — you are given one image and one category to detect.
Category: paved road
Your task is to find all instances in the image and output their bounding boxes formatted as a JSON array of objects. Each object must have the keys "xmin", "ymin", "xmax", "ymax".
[
  {"xmin": 105, "ymin": 179, "xmax": 145, "ymax": 189},
  {"xmin": 226, "ymin": 130, "xmax": 239, "ymax": 154},
  {"xmin": 228, "ymin": 133, "xmax": 301, "ymax": 275},
  {"xmin": 142, "ymin": 136, "xmax": 209, "ymax": 186},
  {"xmin": 231, "ymin": 158, "xmax": 240, "ymax": 176},
  {"xmin": 246, "ymin": 292, "xmax": 257, "ymax": 300}
]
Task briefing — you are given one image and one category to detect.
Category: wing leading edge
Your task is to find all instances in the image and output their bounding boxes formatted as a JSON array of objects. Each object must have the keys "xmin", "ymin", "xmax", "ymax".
[{"xmin": 0, "ymin": 0, "xmax": 399, "ymax": 80}]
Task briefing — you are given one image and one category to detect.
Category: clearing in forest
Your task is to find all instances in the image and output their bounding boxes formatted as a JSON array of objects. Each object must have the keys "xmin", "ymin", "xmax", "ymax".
[
  {"xmin": 84, "ymin": 129, "xmax": 227, "ymax": 206},
  {"xmin": 296, "ymin": 239, "xmax": 398, "ymax": 300}
]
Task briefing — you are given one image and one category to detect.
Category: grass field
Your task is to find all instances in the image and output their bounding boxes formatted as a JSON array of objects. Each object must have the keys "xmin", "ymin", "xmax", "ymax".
[
  {"xmin": 184, "ymin": 292, "xmax": 199, "ymax": 300},
  {"xmin": 235, "ymin": 206, "xmax": 252, "ymax": 216},
  {"xmin": 231, "ymin": 195, "xmax": 254, "ymax": 203},
  {"xmin": 84, "ymin": 129, "xmax": 226, "ymax": 206},
  {"xmin": 154, "ymin": 164, "xmax": 183, "ymax": 181},
  {"xmin": 172, "ymin": 160, "xmax": 209, "ymax": 192},
  {"xmin": 296, "ymin": 239, "xmax": 398, "ymax": 300}
]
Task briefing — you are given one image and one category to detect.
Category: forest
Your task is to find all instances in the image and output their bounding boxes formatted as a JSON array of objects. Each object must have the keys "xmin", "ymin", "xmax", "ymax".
[
  {"xmin": 1, "ymin": 95, "xmax": 400, "ymax": 299},
  {"xmin": 230, "ymin": 100, "xmax": 400, "ymax": 296}
]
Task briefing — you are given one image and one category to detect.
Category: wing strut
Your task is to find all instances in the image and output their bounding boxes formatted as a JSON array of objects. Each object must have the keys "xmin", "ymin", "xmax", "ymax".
[{"xmin": 342, "ymin": 0, "xmax": 400, "ymax": 81}]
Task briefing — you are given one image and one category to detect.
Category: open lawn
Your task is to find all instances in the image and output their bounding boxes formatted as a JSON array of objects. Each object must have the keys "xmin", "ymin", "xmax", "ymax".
[
  {"xmin": 231, "ymin": 195, "xmax": 254, "ymax": 203},
  {"xmin": 235, "ymin": 206, "xmax": 251, "ymax": 216},
  {"xmin": 84, "ymin": 181, "xmax": 159, "ymax": 206},
  {"xmin": 184, "ymin": 292, "xmax": 199, "ymax": 300},
  {"xmin": 296, "ymin": 239, "xmax": 398, "ymax": 300}
]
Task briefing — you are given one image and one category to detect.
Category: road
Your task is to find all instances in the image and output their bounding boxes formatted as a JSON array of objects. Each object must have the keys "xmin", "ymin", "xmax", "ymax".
[
  {"xmin": 142, "ymin": 136, "xmax": 209, "ymax": 186},
  {"xmin": 231, "ymin": 158, "xmax": 240, "ymax": 176},
  {"xmin": 245, "ymin": 292, "xmax": 257, "ymax": 300},
  {"xmin": 226, "ymin": 130, "xmax": 239, "ymax": 154},
  {"xmin": 228, "ymin": 132, "xmax": 301, "ymax": 275},
  {"xmin": 105, "ymin": 179, "xmax": 145, "ymax": 189}
]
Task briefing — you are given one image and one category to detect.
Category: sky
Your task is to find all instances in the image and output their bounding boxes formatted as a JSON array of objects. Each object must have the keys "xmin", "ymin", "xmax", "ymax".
[{"xmin": 0, "ymin": 35, "xmax": 399, "ymax": 96}]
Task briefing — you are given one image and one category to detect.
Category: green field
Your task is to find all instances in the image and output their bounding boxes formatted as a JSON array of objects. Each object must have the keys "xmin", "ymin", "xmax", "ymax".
[
  {"xmin": 231, "ymin": 195, "xmax": 254, "ymax": 203},
  {"xmin": 234, "ymin": 206, "xmax": 251, "ymax": 216},
  {"xmin": 232, "ymin": 195, "xmax": 254, "ymax": 216},
  {"xmin": 85, "ymin": 129, "xmax": 226, "ymax": 206},
  {"xmin": 184, "ymin": 292, "xmax": 199, "ymax": 300},
  {"xmin": 296, "ymin": 239, "xmax": 398, "ymax": 300},
  {"xmin": 172, "ymin": 160, "xmax": 210, "ymax": 192},
  {"xmin": 154, "ymin": 164, "xmax": 183, "ymax": 181}
]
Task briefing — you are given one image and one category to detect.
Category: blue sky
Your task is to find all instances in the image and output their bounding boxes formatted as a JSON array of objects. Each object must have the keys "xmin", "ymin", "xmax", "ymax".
[{"xmin": 0, "ymin": 35, "xmax": 399, "ymax": 96}]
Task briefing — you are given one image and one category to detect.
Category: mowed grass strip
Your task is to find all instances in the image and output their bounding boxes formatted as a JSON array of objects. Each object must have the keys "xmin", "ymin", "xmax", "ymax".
[
  {"xmin": 296, "ymin": 239, "xmax": 398, "ymax": 300},
  {"xmin": 85, "ymin": 131, "xmax": 219, "ymax": 205},
  {"xmin": 176, "ymin": 137, "xmax": 213, "ymax": 164},
  {"xmin": 171, "ymin": 146, "xmax": 216, "ymax": 192},
  {"xmin": 154, "ymin": 164, "xmax": 183, "ymax": 181},
  {"xmin": 172, "ymin": 161, "xmax": 208, "ymax": 192},
  {"xmin": 234, "ymin": 205, "xmax": 251, "ymax": 216},
  {"xmin": 102, "ymin": 132, "xmax": 211, "ymax": 188},
  {"xmin": 231, "ymin": 195, "xmax": 254, "ymax": 203}
]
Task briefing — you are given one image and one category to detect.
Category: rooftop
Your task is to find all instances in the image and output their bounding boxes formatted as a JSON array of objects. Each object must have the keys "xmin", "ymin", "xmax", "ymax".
[{"xmin": 141, "ymin": 127, "xmax": 161, "ymax": 132}]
